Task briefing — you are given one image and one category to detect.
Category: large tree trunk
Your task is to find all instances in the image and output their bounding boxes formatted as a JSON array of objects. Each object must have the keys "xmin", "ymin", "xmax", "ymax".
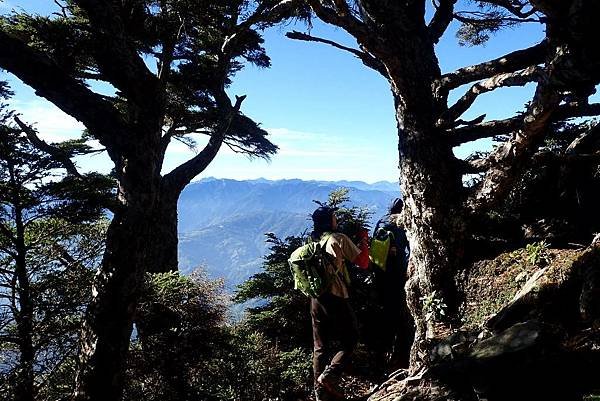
[
  {"xmin": 385, "ymin": 40, "xmax": 467, "ymax": 372},
  {"xmin": 146, "ymin": 193, "xmax": 179, "ymax": 274},
  {"xmin": 136, "ymin": 191, "xmax": 186, "ymax": 399},
  {"xmin": 73, "ymin": 149, "xmax": 162, "ymax": 401}
]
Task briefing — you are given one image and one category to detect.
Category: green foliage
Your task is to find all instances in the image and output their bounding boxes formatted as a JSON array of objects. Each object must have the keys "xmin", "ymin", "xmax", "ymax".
[
  {"xmin": 455, "ymin": 2, "xmax": 532, "ymax": 46},
  {"xmin": 235, "ymin": 233, "xmax": 313, "ymax": 349},
  {"xmin": 126, "ymin": 270, "xmax": 229, "ymax": 401},
  {"xmin": 328, "ymin": 188, "xmax": 372, "ymax": 238},
  {"xmin": 420, "ymin": 290, "xmax": 447, "ymax": 322},
  {"xmin": 1, "ymin": 0, "xmax": 281, "ymax": 159},
  {"xmin": 508, "ymin": 241, "xmax": 551, "ymax": 266},
  {"xmin": 0, "ymin": 101, "xmax": 110, "ymax": 401},
  {"xmin": 126, "ymin": 271, "xmax": 311, "ymax": 401},
  {"xmin": 204, "ymin": 327, "xmax": 312, "ymax": 401},
  {"xmin": 0, "ymin": 218, "xmax": 107, "ymax": 401},
  {"xmin": 0, "ymin": 80, "xmax": 12, "ymax": 99},
  {"xmin": 525, "ymin": 240, "xmax": 550, "ymax": 265}
]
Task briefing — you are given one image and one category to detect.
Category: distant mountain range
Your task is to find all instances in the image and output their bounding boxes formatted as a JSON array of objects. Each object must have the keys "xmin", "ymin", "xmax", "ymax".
[{"xmin": 178, "ymin": 178, "xmax": 400, "ymax": 291}]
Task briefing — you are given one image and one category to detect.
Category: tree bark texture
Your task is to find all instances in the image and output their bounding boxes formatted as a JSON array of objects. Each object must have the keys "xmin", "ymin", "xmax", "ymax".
[
  {"xmin": 73, "ymin": 142, "xmax": 162, "ymax": 401},
  {"xmin": 382, "ymin": 37, "xmax": 467, "ymax": 371},
  {"xmin": 146, "ymin": 195, "xmax": 179, "ymax": 274}
]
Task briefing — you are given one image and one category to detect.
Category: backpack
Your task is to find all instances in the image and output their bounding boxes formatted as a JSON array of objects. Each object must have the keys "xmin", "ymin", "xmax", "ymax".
[
  {"xmin": 370, "ymin": 228, "xmax": 395, "ymax": 271},
  {"xmin": 288, "ymin": 234, "xmax": 334, "ymax": 298}
]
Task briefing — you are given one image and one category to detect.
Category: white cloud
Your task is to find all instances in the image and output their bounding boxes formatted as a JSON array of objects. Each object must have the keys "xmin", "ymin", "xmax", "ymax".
[
  {"xmin": 0, "ymin": 98, "xmax": 396, "ymax": 181},
  {"xmin": 8, "ymin": 99, "xmax": 84, "ymax": 143},
  {"xmin": 266, "ymin": 127, "xmax": 380, "ymax": 160}
]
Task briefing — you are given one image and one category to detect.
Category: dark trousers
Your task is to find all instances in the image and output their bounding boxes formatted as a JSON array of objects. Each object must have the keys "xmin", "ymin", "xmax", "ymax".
[
  {"xmin": 374, "ymin": 266, "xmax": 413, "ymax": 370},
  {"xmin": 311, "ymin": 293, "xmax": 359, "ymax": 386}
]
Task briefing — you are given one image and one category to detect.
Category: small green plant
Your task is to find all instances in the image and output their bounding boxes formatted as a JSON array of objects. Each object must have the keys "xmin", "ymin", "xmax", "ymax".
[
  {"xmin": 525, "ymin": 241, "xmax": 550, "ymax": 265},
  {"xmin": 420, "ymin": 290, "xmax": 447, "ymax": 321},
  {"xmin": 509, "ymin": 248, "xmax": 523, "ymax": 260}
]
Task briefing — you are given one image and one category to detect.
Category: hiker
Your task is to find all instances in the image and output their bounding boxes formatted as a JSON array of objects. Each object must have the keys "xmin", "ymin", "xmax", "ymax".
[
  {"xmin": 310, "ymin": 206, "xmax": 369, "ymax": 401},
  {"xmin": 371, "ymin": 198, "xmax": 413, "ymax": 371}
]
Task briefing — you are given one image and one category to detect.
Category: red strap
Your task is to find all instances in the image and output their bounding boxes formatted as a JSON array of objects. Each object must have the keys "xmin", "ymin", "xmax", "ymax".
[{"xmin": 353, "ymin": 242, "xmax": 370, "ymax": 269}]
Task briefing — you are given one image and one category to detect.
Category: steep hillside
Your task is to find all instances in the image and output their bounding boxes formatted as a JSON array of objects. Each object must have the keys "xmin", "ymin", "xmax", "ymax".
[{"xmin": 177, "ymin": 178, "xmax": 399, "ymax": 290}]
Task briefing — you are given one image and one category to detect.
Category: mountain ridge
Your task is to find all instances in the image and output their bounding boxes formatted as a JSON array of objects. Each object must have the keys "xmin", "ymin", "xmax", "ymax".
[{"xmin": 178, "ymin": 178, "xmax": 400, "ymax": 290}]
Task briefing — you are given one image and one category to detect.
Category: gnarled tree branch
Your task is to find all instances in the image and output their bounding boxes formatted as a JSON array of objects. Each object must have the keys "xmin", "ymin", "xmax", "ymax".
[
  {"xmin": 306, "ymin": 0, "xmax": 378, "ymax": 53},
  {"xmin": 459, "ymin": 157, "xmax": 489, "ymax": 174},
  {"xmin": 554, "ymin": 102, "xmax": 600, "ymax": 121},
  {"xmin": 0, "ymin": 31, "xmax": 126, "ymax": 161},
  {"xmin": 162, "ymin": 94, "xmax": 246, "ymax": 194},
  {"xmin": 450, "ymin": 116, "xmax": 522, "ymax": 145},
  {"xmin": 436, "ymin": 41, "xmax": 548, "ymax": 92},
  {"xmin": 441, "ymin": 65, "xmax": 544, "ymax": 126},
  {"xmin": 566, "ymin": 121, "xmax": 600, "ymax": 155},
  {"xmin": 286, "ymin": 30, "xmax": 387, "ymax": 77},
  {"xmin": 477, "ymin": 0, "xmax": 538, "ymax": 19},
  {"xmin": 469, "ymin": 79, "xmax": 562, "ymax": 210},
  {"xmin": 450, "ymin": 102, "xmax": 600, "ymax": 145},
  {"xmin": 428, "ymin": 0, "xmax": 458, "ymax": 44}
]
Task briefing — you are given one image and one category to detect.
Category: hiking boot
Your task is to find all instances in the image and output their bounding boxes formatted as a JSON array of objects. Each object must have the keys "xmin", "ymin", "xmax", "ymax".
[{"xmin": 317, "ymin": 370, "xmax": 344, "ymax": 400}]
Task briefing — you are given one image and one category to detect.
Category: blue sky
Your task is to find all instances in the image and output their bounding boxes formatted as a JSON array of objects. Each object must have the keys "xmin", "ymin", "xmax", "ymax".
[{"xmin": 1, "ymin": 0, "xmax": 547, "ymax": 183}]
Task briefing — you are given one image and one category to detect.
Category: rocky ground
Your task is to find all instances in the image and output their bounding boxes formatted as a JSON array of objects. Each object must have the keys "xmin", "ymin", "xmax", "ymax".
[
  {"xmin": 367, "ymin": 235, "xmax": 600, "ymax": 401},
  {"xmin": 301, "ymin": 236, "xmax": 600, "ymax": 401}
]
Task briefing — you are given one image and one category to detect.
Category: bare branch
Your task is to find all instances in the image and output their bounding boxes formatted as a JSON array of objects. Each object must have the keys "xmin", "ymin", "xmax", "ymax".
[
  {"xmin": 14, "ymin": 116, "xmax": 82, "ymax": 178},
  {"xmin": 428, "ymin": 0, "xmax": 458, "ymax": 44},
  {"xmin": 159, "ymin": 123, "xmax": 180, "ymax": 162},
  {"xmin": 553, "ymin": 102, "xmax": 600, "ymax": 121},
  {"xmin": 286, "ymin": 30, "xmax": 387, "ymax": 77},
  {"xmin": 450, "ymin": 102, "xmax": 600, "ymax": 145},
  {"xmin": 459, "ymin": 158, "xmax": 489, "ymax": 174},
  {"xmin": 533, "ymin": 149, "xmax": 600, "ymax": 165},
  {"xmin": 450, "ymin": 116, "xmax": 522, "ymax": 145},
  {"xmin": 469, "ymin": 81, "xmax": 562, "ymax": 210},
  {"xmin": 454, "ymin": 12, "xmax": 541, "ymax": 25},
  {"xmin": 436, "ymin": 41, "xmax": 548, "ymax": 92},
  {"xmin": 76, "ymin": 71, "xmax": 105, "ymax": 81},
  {"xmin": 222, "ymin": 0, "xmax": 296, "ymax": 55},
  {"xmin": 51, "ymin": 242, "xmax": 86, "ymax": 271},
  {"xmin": 52, "ymin": 0, "xmax": 71, "ymax": 18},
  {"xmin": 454, "ymin": 114, "xmax": 487, "ymax": 127},
  {"xmin": 306, "ymin": 0, "xmax": 376, "ymax": 52},
  {"xmin": 440, "ymin": 66, "xmax": 543, "ymax": 126}
]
